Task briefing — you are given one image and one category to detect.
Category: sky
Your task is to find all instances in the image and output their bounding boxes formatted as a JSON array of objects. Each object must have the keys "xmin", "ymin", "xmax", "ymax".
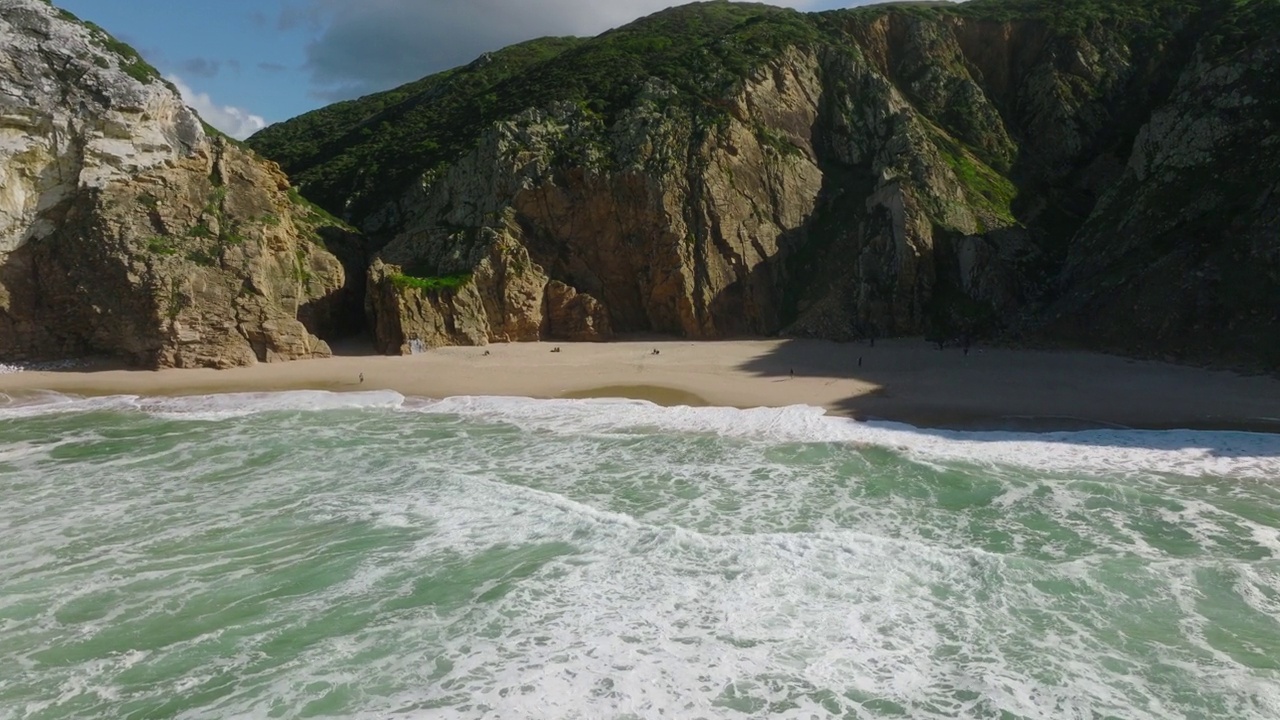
[{"xmin": 53, "ymin": 0, "xmax": 888, "ymax": 139}]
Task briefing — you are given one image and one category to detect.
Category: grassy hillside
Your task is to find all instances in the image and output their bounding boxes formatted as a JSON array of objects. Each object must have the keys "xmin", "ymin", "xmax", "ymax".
[
  {"xmin": 249, "ymin": 0, "xmax": 1260, "ymax": 229},
  {"xmin": 247, "ymin": 2, "xmax": 821, "ymax": 224}
]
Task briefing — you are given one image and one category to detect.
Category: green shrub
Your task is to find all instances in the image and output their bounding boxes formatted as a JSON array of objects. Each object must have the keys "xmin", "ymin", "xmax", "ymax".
[
  {"xmin": 82, "ymin": 21, "xmax": 163, "ymax": 85},
  {"xmin": 146, "ymin": 236, "xmax": 177, "ymax": 255},
  {"xmin": 390, "ymin": 273, "xmax": 473, "ymax": 292},
  {"xmin": 933, "ymin": 134, "xmax": 1018, "ymax": 228}
]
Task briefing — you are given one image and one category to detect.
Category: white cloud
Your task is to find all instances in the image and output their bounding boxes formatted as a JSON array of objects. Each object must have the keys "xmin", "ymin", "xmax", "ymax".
[{"xmin": 167, "ymin": 74, "xmax": 267, "ymax": 140}]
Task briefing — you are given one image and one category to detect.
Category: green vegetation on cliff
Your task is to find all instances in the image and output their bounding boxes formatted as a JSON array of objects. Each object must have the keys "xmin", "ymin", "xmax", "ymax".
[
  {"xmin": 248, "ymin": 37, "xmax": 583, "ymax": 219},
  {"xmin": 248, "ymin": 0, "xmax": 1279, "ymax": 369},
  {"xmin": 37, "ymin": 2, "xmax": 165, "ymax": 85},
  {"xmin": 932, "ymin": 134, "xmax": 1018, "ymax": 229},
  {"xmin": 946, "ymin": 0, "xmax": 1200, "ymax": 30},
  {"xmin": 248, "ymin": 0, "xmax": 1243, "ymax": 232},
  {"xmin": 390, "ymin": 273, "xmax": 473, "ymax": 293},
  {"xmin": 247, "ymin": 2, "xmax": 822, "ymax": 224}
]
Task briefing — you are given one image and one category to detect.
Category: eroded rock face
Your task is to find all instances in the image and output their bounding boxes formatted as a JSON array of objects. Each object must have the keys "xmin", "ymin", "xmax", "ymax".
[
  {"xmin": 361, "ymin": 41, "xmax": 1024, "ymax": 352},
  {"xmin": 0, "ymin": 0, "xmax": 360, "ymax": 368},
  {"xmin": 258, "ymin": 2, "xmax": 1278, "ymax": 369},
  {"xmin": 366, "ymin": 52, "xmax": 829, "ymax": 350},
  {"xmin": 1041, "ymin": 35, "xmax": 1280, "ymax": 368}
]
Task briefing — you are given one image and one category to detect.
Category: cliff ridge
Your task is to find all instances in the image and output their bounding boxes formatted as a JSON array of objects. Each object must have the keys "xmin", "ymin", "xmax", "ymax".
[{"xmin": 0, "ymin": 0, "xmax": 364, "ymax": 368}]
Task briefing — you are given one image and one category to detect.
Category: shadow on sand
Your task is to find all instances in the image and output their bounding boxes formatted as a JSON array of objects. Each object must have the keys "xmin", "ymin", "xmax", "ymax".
[{"xmin": 735, "ymin": 338, "xmax": 1280, "ymax": 458}]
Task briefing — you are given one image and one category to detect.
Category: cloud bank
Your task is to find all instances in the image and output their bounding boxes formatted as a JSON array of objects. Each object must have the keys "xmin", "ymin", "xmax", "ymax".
[
  {"xmin": 289, "ymin": 0, "xmax": 843, "ymax": 101},
  {"xmin": 168, "ymin": 75, "xmax": 268, "ymax": 140}
]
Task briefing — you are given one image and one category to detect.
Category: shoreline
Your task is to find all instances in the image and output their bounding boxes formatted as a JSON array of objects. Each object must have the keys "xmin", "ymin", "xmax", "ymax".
[{"xmin": 3, "ymin": 338, "xmax": 1280, "ymax": 434}]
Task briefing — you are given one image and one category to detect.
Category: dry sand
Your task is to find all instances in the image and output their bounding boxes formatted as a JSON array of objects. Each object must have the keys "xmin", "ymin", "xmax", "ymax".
[{"xmin": 3, "ymin": 338, "xmax": 1280, "ymax": 432}]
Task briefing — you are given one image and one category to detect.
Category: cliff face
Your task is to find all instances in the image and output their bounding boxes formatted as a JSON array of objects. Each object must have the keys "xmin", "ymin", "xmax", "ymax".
[
  {"xmin": 248, "ymin": 0, "xmax": 1279, "ymax": 368},
  {"xmin": 1043, "ymin": 23, "xmax": 1280, "ymax": 367},
  {"xmin": 0, "ymin": 0, "xmax": 362, "ymax": 368},
  {"xmin": 364, "ymin": 54, "xmax": 826, "ymax": 351}
]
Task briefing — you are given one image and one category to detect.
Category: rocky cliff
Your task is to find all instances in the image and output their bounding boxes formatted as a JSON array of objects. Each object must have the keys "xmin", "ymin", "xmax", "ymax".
[
  {"xmin": 0, "ymin": 0, "xmax": 363, "ymax": 368},
  {"xmin": 243, "ymin": 0, "xmax": 1276, "ymax": 370}
]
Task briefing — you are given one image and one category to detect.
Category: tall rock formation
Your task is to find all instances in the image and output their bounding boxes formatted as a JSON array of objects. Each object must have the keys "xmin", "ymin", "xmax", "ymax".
[
  {"xmin": 0, "ymin": 0, "xmax": 363, "ymax": 368},
  {"xmin": 262, "ymin": 1, "xmax": 1280, "ymax": 369}
]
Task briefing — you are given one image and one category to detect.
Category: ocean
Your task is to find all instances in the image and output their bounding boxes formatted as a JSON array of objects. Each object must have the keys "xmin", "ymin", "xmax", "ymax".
[{"xmin": 1, "ymin": 391, "xmax": 1278, "ymax": 719}]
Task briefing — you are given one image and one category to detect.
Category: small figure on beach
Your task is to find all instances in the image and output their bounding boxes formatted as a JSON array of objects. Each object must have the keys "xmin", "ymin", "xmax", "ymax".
[
  {"xmin": 551, "ymin": 347, "xmax": 561, "ymax": 353},
  {"xmin": 858, "ymin": 356, "xmax": 863, "ymax": 368},
  {"xmin": 359, "ymin": 373, "xmax": 364, "ymax": 384},
  {"xmin": 483, "ymin": 350, "xmax": 491, "ymax": 356},
  {"xmin": 790, "ymin": 368, "xmax": 794, "ymax": 378},
  {"xmin": 652, "ymin": 348, "xmax": 660, "ymax": 356}
]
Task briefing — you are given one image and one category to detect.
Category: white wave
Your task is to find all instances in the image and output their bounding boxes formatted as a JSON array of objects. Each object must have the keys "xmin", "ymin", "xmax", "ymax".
[
  {"xmin": 3, "ymin": 391, "xmax": 1279, "ymax": 478},
  {"xmin": 320, "ymin": 471, "xmax": 1279, "ymax": 720},
  {"xmin": 419, "ymin": 395, "xmax": 1280, "ymax": 479},
  {"xmin": 4, "ymin": 393, "xmax": 1279, "ymax": 720},
  {"xmin": 0, "ymin": 390, "xmax": 406, "ymax": 420}
]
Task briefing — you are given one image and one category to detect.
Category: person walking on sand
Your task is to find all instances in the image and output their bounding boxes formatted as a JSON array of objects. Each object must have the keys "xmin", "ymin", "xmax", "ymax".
[{"xmin": 359, "ymin": 373, "xmax": 364, "ymax": 384}]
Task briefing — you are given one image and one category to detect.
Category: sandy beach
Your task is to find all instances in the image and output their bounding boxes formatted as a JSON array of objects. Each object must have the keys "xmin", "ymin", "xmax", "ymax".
[{"xmin": 3, "ymin": 337, "xmax": 1280, "ymax": 432}]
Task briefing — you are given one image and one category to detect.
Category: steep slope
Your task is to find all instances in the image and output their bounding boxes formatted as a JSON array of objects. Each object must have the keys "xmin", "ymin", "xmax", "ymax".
[
  {"xmin": 1040, "ymin": 1, "xmax": 1280, "ymax": 367},
  {"xmin": 0, "ymin": 0, "xmax": 364, "ymax": 368},
  {"xmin": 248, "ymin": 35, "xmax": 585, "ymax": 232},
  {"xmin": 249, "ymin": 0, "xmax": 1280, "ymax": 369}
]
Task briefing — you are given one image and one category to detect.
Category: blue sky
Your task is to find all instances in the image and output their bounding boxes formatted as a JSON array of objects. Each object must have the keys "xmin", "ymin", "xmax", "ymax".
[{"xmin": 55, "ymin": 0, "xmax": 886, "ymax": 138}]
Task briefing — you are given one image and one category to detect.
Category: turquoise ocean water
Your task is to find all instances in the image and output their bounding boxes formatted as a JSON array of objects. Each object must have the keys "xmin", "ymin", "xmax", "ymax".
[{"xmin": 1, "ymin": 390, "xmax": 1279, "ymax": 719}]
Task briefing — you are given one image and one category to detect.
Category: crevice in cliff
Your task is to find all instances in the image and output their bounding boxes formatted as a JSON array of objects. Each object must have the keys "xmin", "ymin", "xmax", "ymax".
[
  {"xmin": 307, "ymin": 225, "xmax": 374, "ymax": 342},
  {"xmin": 681, "ymin": 123, "xmax": 719, "ymax": 337}
]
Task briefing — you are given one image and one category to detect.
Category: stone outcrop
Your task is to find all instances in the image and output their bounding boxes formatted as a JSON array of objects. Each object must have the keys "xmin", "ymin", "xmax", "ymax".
[
  {"xmin": 365, "ymin": 53, "xmax": 826, "ymax": 349},
  {"xmin": 1041, "ymin": 30, "xmax": 1280, "ymax": 368},
  {"xmin": 257, "ymin": 1, "xmax": 1277, "ymax": 371},
  {"xmin": 0, "ymin": 0, "xmax": 362, "ymax": 368}
]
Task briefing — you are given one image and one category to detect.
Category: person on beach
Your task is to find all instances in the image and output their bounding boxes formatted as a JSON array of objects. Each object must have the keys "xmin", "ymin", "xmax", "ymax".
[{"xmin": 359, "ymin": 373, "xmax": 364, "ymax": 384}]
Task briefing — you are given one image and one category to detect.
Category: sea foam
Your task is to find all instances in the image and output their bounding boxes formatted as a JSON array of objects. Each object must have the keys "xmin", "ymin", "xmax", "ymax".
[
  {"xmin": 416, "ymin": 395, "xmax": 1280, "ymax": 479},
  {"xmin": 3, "ymin": 390, "xmax": 1279, "ymax": 478},
  {"xmin": 3, "ymin": 389, "xmax": 1278, "ymax": 719}
]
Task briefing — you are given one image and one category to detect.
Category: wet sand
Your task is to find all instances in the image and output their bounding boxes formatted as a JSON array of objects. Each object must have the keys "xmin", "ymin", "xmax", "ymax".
[{"xmin": 3, "ymin": 338, "xmax": 1280, "ymax": 433}]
